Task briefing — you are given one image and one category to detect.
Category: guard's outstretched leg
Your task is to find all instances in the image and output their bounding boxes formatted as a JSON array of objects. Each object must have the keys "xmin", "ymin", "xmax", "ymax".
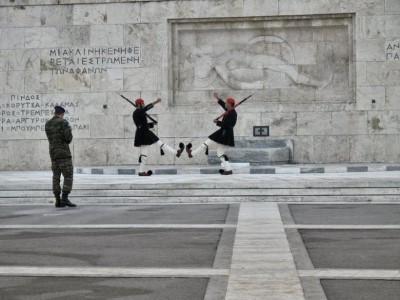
[
  {"xmin": 157, "ymin": 141, "xmax": 184, "ymax": 158},
  {"xmin": 189, "ymin": 140, "xmax": 215, "ymax": 158}
]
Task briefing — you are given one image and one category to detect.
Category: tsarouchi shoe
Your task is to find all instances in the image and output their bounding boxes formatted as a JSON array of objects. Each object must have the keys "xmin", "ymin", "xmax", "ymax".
[
  {"xmin": 220, "ymin": 170, "xmax": 233, "ymax": 175},
  {"xmin": 176, "ymin": 142, "xmax": 185, "ymax": 157},
  {"xmin": 186, "ymin": 143, "xmax": 193, "ymax": 158},
  {"xmin": 138, "ymin": 170, "xmax": 153, "ymax": 176}
]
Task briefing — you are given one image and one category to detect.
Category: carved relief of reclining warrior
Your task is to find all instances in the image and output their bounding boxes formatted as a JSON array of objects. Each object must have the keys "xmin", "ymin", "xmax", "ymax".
[{"xmin": 190, "ymin": 35, "xmax": 332, "ymax": 90}]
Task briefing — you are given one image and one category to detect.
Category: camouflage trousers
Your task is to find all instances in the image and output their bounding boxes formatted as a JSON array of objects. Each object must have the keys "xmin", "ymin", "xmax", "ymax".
[{"xmin": 51, "ymin": 157, "xmax": 73, "ymax": 194}]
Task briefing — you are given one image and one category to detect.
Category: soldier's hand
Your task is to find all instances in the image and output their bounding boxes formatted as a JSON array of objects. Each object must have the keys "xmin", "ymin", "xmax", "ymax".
[
  {"xmin": 156, "ymin": 98, "xmax": 161, "ymax": 104},
  {"xmin": 213, "ymin": 119, "xmax": 218, "ymax": 123},
  {"xmin": 213, "ymin": 92, "xmax": 219, "ymax": 100}
]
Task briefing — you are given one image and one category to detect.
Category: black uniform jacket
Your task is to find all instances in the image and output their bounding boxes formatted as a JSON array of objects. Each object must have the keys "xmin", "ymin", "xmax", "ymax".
[
  {"xmin": 209, "ymin": 99, "xmax": 237, "ymax": 147},
  {"xmin": 133, "ymin": 104, "xmax": 159, "ymax": 147}
]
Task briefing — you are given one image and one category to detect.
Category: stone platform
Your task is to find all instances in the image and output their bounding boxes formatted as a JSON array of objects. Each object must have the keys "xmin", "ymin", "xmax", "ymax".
[
  {"xmin": 76, "ymin": 162, "xmax": 400, "ymax": 175},
  {"xmin": 2, "ymin": 164, "xmax": 400, "ymax": 205}
]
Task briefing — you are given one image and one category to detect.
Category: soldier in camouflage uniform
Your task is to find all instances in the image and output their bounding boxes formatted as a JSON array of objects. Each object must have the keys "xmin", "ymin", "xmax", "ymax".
[{"xmin": 45, "ymin": 106, "xmax": 77, "ymax": 207}]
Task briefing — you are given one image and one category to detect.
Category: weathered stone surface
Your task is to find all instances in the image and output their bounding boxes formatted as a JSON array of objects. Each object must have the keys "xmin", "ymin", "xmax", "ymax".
[
  {"xmin": 386, "ymin": 0, "xmax": 400, "ymax": 13},
  {"xmin": 91, "ymin": 115, "xmax": 125, "ymax": 139},
  {"xmin": 368, "ymin": 111, "xmax": 400, "ymax": 134},
  {"xmin": 386, "ymin": 86, "xmax": 400, "ymax": 110},
  {"xmin": 348, "ymin": 0, "xmax": 385, "ymax": 15},
  {"xmin": 243, "ymin": 0, "xmax": 279, "ymax": 16},
  {"xmin": 174, "ymin": 0, "xmax": 242, "ymax": 19},
  {"xmin": 357, "ymin": 15, "xmax": 385, "ymax": 39},
  {"xmin": 40, "ymin": 5, "xmax": 73, "ymax": 26},
  {"xmin": 7, "ymin": 140, "xmax": 44, "ymax": 171},
  {"xmin": 91, "ymin": 68, "xmax": 124, "ymax": 92},
  {"xmin": 0, "ymin": 28, "xmax": 25, "ymax": 49},
  {"xmin": 356, "ymin": 38, "xmax": 385, "ymax": 61},
  {"xmin": 107, "ymin": 3, "xmax": 140, "ymax": 24},
  {"xmin": 0, "ymin": 2, "xmax": 398, "ymax": 169},
  {"xmin": 7, "ymin": 6, "xmax": 42, "ymax": 27},
  {"xmin": 297, "ymin": 112, "xmax": 332, "ymax": 136},
  {"xmin": 278, "ymin": 0, "xmax": 313, "ymax": 15},
  {"xmin": 207, "ymin": 139, "xmax": 293, "ymax": 164},
  {"xmin": 124, "ymin": 67, "xmax": 158, "ymax": 91},
  {"xmin": 356, "ymin": 86, "xmax": 385, "ymax": 110},
  {"xmin": 332, "ymin": 111, "xmax": 368, "ymax": 135},
  {"xmin": 140, "ymin": 1, "xmax": 175, "ymax": 22},
  {"xmin": 292, "ymin": 136, "xmax": 313, "ymax": 163},
  {"xmin": 356, "ymin": 62, "xmax": 368, "ymax": 87},
  {"xmin": 313, "ymin": 135, "xmax": 350, "ymax": 163},
  {"xmin": 261, "ymin": 112, "xmax": 296, "ymax": 136},
  {"xmin": 367, "ymin": 62, "xmax": 400, "ymax": 85},
  {"xmin": 350, "ymin": 135, "xmax": 386, "ymax": 162},
  {"xmin": 90, "ymin": 25, "xmax": 124, "ymax": 46},
  {"xmin": 72, "ymin": 4, "xmax": 107, "ymax": 25},
  {"xmin": 0, "ymin": 141, "xmax": 9, "ymax": 170}
]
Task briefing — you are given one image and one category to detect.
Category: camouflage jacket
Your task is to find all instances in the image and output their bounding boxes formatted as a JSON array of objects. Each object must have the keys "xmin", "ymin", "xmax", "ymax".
[{"xmin": 45, "ymin": 116, "xmax": 73, "ymax": 160}]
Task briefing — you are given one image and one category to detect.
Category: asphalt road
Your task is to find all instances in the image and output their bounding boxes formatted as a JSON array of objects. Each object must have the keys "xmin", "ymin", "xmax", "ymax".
[
  {"xmin": 0, "ymin": 204, "xmax": 238, "ymax": 225},
  {"xmin": 0, "ymin": 277, "xmax": 210, "ymax": 300},
  {"xmin": 282, "ymin": 203, "xmax": 400, "ymax": 300},
  {"xmin": 0, "ymin": 204, "xmax": 235, "ymax": 299},
  {"xmin": 288, "ymin": 204, "xmax": 400, "ymax": 225}
]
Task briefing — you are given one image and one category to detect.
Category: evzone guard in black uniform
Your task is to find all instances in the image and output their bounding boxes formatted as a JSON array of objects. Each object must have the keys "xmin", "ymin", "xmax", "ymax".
[
  {"xmin": 133, "ymin": 97, "xmax": 184, "ymax": 176},
  {"xmin": 186, "ymin": 92, "xmax": 237, "ymax": 175}
]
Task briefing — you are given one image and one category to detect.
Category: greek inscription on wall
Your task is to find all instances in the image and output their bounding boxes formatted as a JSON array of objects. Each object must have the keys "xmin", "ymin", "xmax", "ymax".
[
  {"xmin": 42, "ymin": 46, "xmax": 141, "ymax": 75},
  {"xmin": 0, "ymin": 94, "xmax": 89, "ymax": 134},
  {"xmin": 386, "ymin": 40, "xmax": 400, "ymax": 61}
]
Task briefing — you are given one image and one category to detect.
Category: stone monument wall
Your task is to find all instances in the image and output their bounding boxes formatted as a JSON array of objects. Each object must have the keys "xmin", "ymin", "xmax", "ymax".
[{"xmin": 0, "ymin": 0, "xmax": 399, "ymax": 170}]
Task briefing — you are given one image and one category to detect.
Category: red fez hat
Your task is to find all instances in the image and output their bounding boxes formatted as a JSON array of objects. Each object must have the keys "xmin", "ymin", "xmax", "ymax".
[
  {"xmin": 135, "ymin": 98, "xmax": 144, "ymax": 105},
  {"xmin": 226, "ymin": 97, "xmax": 235, "ymax": 105}
]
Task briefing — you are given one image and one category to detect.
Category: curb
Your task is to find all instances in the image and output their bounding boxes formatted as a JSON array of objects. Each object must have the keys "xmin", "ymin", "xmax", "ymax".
[{"xmin": 74, "ymin": 164, "xmax": 400, "ymax": 175}]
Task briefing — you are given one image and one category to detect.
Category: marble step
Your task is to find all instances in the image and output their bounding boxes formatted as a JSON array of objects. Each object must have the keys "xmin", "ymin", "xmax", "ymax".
[
  {"xmin": 1, "ymin": 195, "xmax": 400, "ymax": 204},
  {"xmin": 2, "ymin": 187, "xmax": 400, "ymax": 197},
  {"xmin": 74, "ymin": 164, "xmax": 400, "ymax": 175}
]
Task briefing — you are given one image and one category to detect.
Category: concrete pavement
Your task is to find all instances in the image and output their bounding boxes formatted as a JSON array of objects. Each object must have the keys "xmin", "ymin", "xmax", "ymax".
[{"xmin": 0, "ymin": 164, "xmax": 400, "ymax": 299}]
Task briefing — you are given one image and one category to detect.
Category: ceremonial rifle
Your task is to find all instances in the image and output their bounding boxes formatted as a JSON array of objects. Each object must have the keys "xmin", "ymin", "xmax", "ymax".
[
  {"xmin": 215, "ymin": 93, "xmax": 253, "ymax": 121},
  {"xmin": 116, "ymin": 92, "xmax": 158, "ymax": 125}
]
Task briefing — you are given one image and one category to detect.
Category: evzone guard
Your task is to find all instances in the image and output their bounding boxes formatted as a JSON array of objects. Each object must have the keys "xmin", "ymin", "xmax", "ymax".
[
  {"xmin": 186, "ymin": 92, "xmax": 238, "ymax": 175},
  {"xmin": 133, "ymin": 97, "xmax": 184, "ymax": 176}
]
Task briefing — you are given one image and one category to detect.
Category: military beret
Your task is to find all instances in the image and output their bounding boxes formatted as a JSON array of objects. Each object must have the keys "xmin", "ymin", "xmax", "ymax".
[{"xmin": 54, "ymin": 106, "xmax": 65, "ymax": 113}]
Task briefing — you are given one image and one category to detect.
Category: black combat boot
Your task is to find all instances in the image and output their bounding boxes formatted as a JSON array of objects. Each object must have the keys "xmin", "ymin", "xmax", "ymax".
[
  {"xmin": 61, "ymin": 191, "xmax": 77, "ymax": 207},
  {"xmin": 54, "ymin": 193, "xmax": 64, "ymax": 208}
]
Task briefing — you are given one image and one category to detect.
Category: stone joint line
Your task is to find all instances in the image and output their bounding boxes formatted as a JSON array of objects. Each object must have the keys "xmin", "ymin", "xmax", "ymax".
[
  {"xmin": 0, "ymin": 267, "xmax": 229, "ymax": 278},
  {"xmin": 299, "ymin": 269, "xmax": 400, "ymax": 280}
]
